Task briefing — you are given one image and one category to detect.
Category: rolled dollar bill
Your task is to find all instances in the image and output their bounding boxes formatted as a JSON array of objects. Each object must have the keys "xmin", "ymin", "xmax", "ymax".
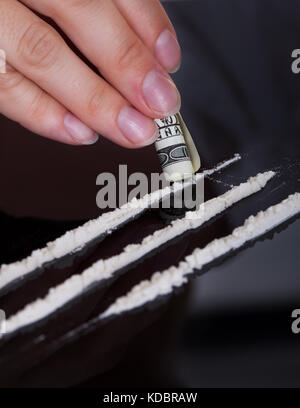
[{"xmin": 154, "ymin": 113, "xmax": 200, "ymax": 182}]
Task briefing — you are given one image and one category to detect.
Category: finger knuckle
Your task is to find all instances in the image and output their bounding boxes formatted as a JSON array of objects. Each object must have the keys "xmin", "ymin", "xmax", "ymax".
[
  {"xmin": 18, "ymin": 22, "xmax": 60, "ymax": 69},
  {"xmin": 61, "ymin": 0, "xmax": 96, "ymax": 10},
  {"xmin": 29, "ymin": 90, "xmax": 49, "ymax": 122},
  {"xmin": 117, "ymin": 37, "xmax": 145, "ymax": 71},
  {"xmin": 0, "ymin": 70, "xmax": 24, "ymax": 91},
  {"xmin": 87, "ymin": 86, "xmax": 106, "ymax": 118}
]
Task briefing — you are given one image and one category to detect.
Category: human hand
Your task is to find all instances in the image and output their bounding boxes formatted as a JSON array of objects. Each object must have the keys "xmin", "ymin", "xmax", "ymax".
[{"xmin": 0, "ymin": 0, "xmax": 181, "ymax": 147}]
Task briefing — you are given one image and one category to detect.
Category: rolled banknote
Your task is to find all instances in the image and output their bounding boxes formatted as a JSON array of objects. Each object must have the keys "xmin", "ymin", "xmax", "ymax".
[{"xmin": 154, "ymin": 113, "xmax": 200, "ymax": 182}]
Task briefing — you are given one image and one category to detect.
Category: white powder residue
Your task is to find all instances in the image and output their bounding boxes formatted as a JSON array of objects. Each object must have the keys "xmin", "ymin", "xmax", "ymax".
[
  {"xmin": 0, "ymin": 155, "xmax": 241, "ymax": 292},
  {"xmin": 101, "ymin": 192, "xmax": 300, "ymax": 318},
  {"xmin": 5, "ymin": 168, "xmax": 272, "ymax": 334}
]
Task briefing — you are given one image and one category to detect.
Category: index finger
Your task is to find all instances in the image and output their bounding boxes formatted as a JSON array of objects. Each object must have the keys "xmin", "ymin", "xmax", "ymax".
[{"xmin": 114, "ymin": 0, "xmax": 182, "ymax": 73}]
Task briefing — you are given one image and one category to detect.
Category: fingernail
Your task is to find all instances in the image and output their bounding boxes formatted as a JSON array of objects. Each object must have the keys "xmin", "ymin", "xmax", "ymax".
[
  {"xmin": 83, "ymin": 133, "xmax": 99, "ymax": 145},
  {"xmin": 142, "ymin": 70, "xmax": 181, "ymax": 116},
  {"xmin": 118, "ymin": 106, "xmax": 158, "ymax": 146},
  {"xmin": 155, "ymin": 29, "xmax": 181, "ymax": 73},
  {"xmin": 64, "ymin": 112, "xmax": 98, "ymax": 145}
]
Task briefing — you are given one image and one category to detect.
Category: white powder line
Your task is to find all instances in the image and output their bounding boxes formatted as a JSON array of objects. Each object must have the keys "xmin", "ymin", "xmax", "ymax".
[
  {"xmin": 5, "ymin": 169, "xmax": 273, "ymax": 334},
  {"xmin": 0, "ymin": 154, "xmax": 241, "ymax": 293},
  {"xmin": 101, "ymin": 192, "xmax": 300, "ymax": 319}
]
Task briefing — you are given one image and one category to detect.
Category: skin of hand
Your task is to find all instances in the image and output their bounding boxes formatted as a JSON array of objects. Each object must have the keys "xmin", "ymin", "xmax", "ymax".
[{"xmin": 0, "ymin": 0, "xmax": 182, "ymax": 147}]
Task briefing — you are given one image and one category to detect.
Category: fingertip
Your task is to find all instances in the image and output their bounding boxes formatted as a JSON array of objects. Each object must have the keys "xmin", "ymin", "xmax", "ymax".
[
  {"xmin": 155, "ymin": 29, "xmax": 182, "ymax": 74},
  {"xmin": 64, "ymin": 112, "xmax": 98, "ymax": 145},
  {"xmin": 82, "ymin": 133, "xmax": 99, "ymax": 145},
  {"xmin": 117, "ymin": 105, "xmax": 158, "ymax": 147}
]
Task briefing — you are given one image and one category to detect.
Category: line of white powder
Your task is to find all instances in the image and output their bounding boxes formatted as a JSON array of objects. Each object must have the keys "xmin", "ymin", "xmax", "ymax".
[
  {"xmin": 0, "ymin": 154, "xmax": 241, "ymax": 292},
  {"xmin": 5, "ymin": 169, "xmax": 272, "ymax": 334},
  {"xmin": 101, "ymin": 192, "xmax": 300, "ymax": 318}
]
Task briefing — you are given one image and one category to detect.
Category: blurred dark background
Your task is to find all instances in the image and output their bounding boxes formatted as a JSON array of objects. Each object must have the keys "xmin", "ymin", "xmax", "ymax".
[{"xmin": 0, "ymin": 0, "xmax": 299, "ymax": 387}]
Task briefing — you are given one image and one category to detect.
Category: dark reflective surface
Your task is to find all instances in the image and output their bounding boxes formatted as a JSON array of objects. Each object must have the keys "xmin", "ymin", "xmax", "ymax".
[{"xmin": 0, "ymin": 0, "xmax": 300, "ymax": 387}]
